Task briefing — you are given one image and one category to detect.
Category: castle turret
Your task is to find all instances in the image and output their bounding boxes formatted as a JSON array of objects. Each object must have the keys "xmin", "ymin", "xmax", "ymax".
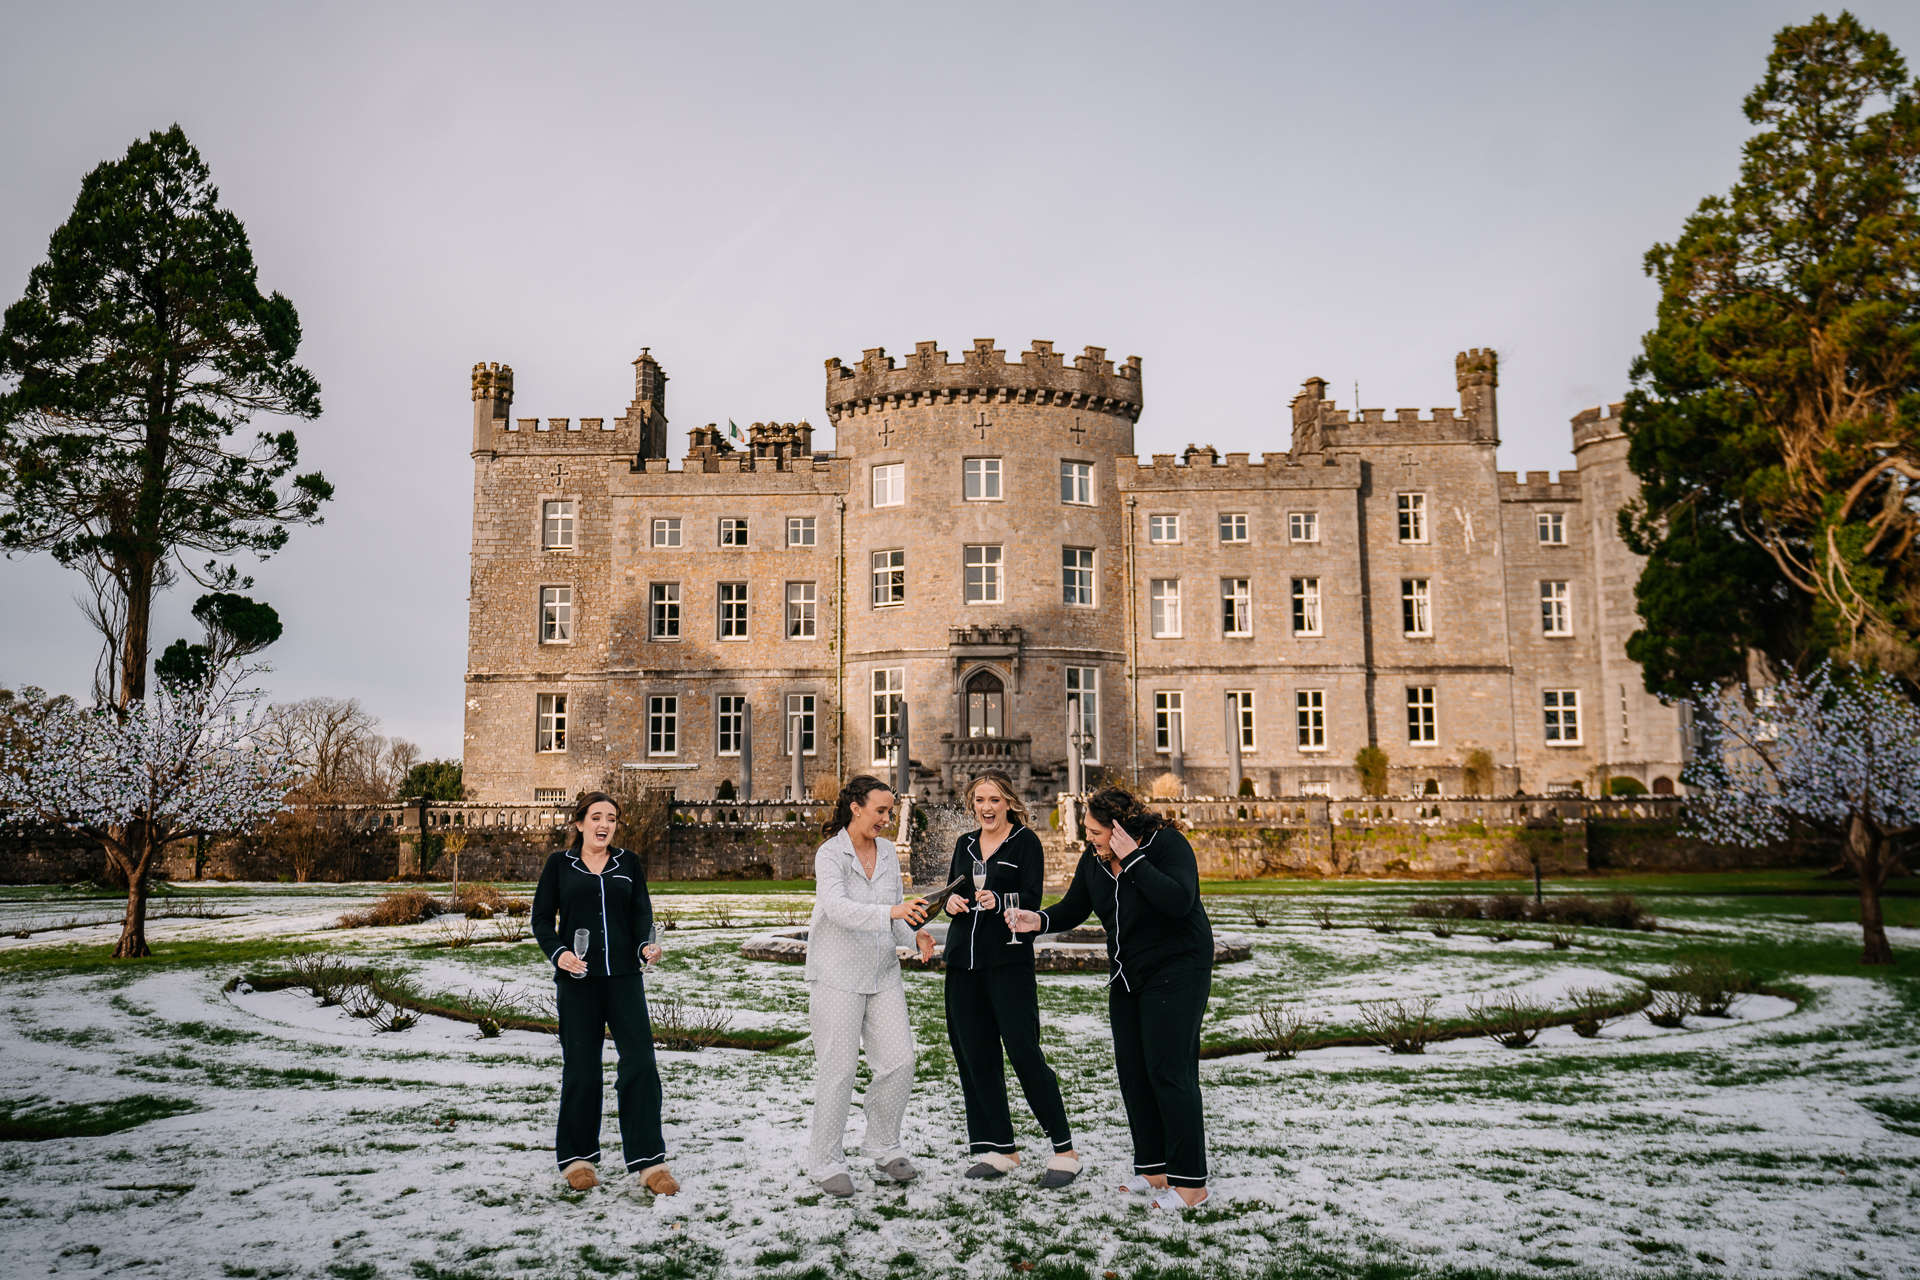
[
  {"xmin": 471, "ymin": 361, "xmax": 513, "ymax": 455},
  {"xmin": 1455, "ymin": 348, "xmax": 1498, "ymax": 442},
  {"xmin": 626, "ymin": 348, "xmax": 669, "ymax": 459}
]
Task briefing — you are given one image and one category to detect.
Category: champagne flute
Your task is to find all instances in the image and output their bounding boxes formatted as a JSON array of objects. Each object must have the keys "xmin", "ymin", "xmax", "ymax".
[
  {"xmin": 572, "ymin": 927, "xmax": 590, "ymax": 979},
  {"xmin": 641, "ymin": 922, "xmax": 661, "ymax": 969},
  {"xmin": 971, "ymin": 856, "xmax": 988, "ymax": 913},
  {"xmin": 1003, "ymin": 892, "xmax": 1022, "ymax": 944}
]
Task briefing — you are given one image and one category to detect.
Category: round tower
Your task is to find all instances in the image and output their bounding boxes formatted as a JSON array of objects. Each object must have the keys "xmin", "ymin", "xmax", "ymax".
[{"xmin": 824, "ymin": 339, "xmax": 1143, "ymax": 801}]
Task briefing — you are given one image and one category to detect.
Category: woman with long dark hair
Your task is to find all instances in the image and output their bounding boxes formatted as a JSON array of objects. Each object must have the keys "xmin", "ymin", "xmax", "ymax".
[
  {"xmin": 1006, "ymin": 785, "xmax": 1214, "ymax": 1209},
  {"xmin": 531, "ymin": 791, "xmax": 676, "ymax": 1196},
  {"xmin": 805, "ymin": 775, "xmax": 935, "ymax": 1197},
  {"xmin": 940, "ymin": 770, "xmax": 1078, "ymax": 1185}
]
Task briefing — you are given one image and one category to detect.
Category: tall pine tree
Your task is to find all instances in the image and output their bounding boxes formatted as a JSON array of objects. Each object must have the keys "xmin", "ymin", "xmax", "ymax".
[
  {"xmin": 1624, "ymin": 12, "xmax": 1920, "ymax": 692},
  {"xmin": 0, "ymin": 125, "xmax": 329, "ymax": 710}
]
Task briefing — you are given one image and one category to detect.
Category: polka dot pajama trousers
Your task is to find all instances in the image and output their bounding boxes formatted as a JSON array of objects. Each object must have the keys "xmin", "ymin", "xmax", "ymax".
[{"xmin": 807, "ymin": 980, "xmax": 917, "ymax": 1180}]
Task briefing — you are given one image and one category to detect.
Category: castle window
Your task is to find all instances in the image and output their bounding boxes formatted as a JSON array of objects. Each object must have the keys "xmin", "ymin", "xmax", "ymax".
[
  {"xmin": 652, "ymin": 517, "xmax": 682, "ymax": 548},
  {"xmin": 1289, "ymin": 512, "xmax": 1318, "ymax": 543},
  {"xmin": 720, "ymin": 517, "xmax": 749, "ymax": 547},
  {"xmin": 540, "ymin": 586, "xmax": 572, "ymax": 643},
  {"xmin": 1295, "ymin": 690, "xmax": 1326, "ymax": 751},
  {"xmin": 1538, "ymin": 512, "xmax": 1566, "ymax": 544},
  {"xmin": 534, "ymin": 788, "xmax": 568, "ymax": 805},
  {"xmin": 1061, "ymin": 461, "xmax": 1094, "ymax": 506},
  {"xmin": 537, "ymin": 694, "xmax": 567, "ymax": 753},
  {"xmin": 1543, "ymin": 690, "xmax": 1581, "ymax": 743},
  {"xmin": 1148, "ymin": 513, "xmax": 1180, "ymax": 543},
  {"xmin": 1219, "ymin": 513, "xmax": 1249, "ymax": 543},
  {"xmin": 786, "ymin": 582, "xmax": 816, "ymax": 639},
  {"xmin": 1291, "ymin": 578, "xmax": 1322, "ymax": 636},
  {"xmin": 871, "ymin": 668, "xmax": 904, "ymax": 766},
  {"xmin": 649, "ymin": 583, "xmax": 681, "ymax": 639},
  {"xmin": 872, "ymin": 464, "xmax": 905, "ymax": 508},
  {"xmin": 1153, "ymin": 691, "xmax": 1184, "ymax": 754},
  {"xmin": 1149, "ymin": 579, "xmax": 1182, "ymax": 637},
  {"xmin": 1540, "ymin": 581, "xmax": 1571, "ymax": 635},
  {"xmin": 716, "ymin": 694, "xmax": 746, "ymax": 756},
  {"xmin": 1407, "ymin": 686, "xmax": 1436, "ymax": 744},
  {"xmin": 648, "ymin": 695, "xmax": 678, "ymax": 756},
  {"xmin": 787, "ymin": 516, "xmax": 817, "ymax": 547},
  {"xmin": 718, "ymin": 582, "xmax": 749, "ymax": 639},
  {"xmin": 1066, "ymin": 667, "xmax": 1100, "ymax": 764},
  {"xmin": 1402, "ymin": 579, "xmax": 1432, "ymax": 637},
  {"xmin": 964, "ymin": 545, "xmax": 1003, "ymax": 604},
  {"xmin": 1062, "ymin": 547, "xmax": 1095, "ymax": 607},
  {"xmin": 871, "ymin": 550, "xmax": 905, "ymax": 607},
  {"xmin": 1222, "ymin": 578, "xmax": 1252, "ymax": 636},
  {"xmin": 1397, "ymin": 493, "xmax": 1428, "ymax": 543},
  {"xmin": 786, "ymin": 693, "xmax": 817, "ymax": 757},
  {"xmin": 543, "ymin": 500, "xmax": 574, "ymax": 550},
  {"xmin": 1228, "ymin": 690, "xmax": 1256, "ymax": 751},
  {"xmin": 965, "ymin": 669, "xmax": 1005, "ymax": 738},
  {"xmin": 965, "ymin": 458, "xmax": 1002, "ymax": 501}
]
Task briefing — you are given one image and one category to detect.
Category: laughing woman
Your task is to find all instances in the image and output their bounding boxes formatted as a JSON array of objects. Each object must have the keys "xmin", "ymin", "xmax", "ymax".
[
  {"xmin": 531, "ymin": 791, "xmax": 676, "ymax": 1196},
  {"xmin": 1006, "ymin": 785, "xmax": 1214, "ymax": 1210},
  {"xmin": 940, "ymin": 770, "xmax": 1079, "ymax": 1186},
  {"xmin": 806, "ymin": 775, "xmax": 936, "ymax": 1198}
]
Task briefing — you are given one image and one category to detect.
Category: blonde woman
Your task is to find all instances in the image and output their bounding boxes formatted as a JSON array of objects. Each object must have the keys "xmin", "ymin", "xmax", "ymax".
[
  {"xmin": 940, "ymin": 771, "xmax": 1079, "ymax": 1186},
  {"xmin": 806, "ymin": 775, "xmax": 936, "ymax": 1197}
]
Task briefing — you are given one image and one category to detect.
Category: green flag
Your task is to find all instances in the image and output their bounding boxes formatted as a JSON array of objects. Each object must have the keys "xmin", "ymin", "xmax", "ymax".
[{"xmin": 727, "ymin": 419, "xmax": 742, "ymax": 441}]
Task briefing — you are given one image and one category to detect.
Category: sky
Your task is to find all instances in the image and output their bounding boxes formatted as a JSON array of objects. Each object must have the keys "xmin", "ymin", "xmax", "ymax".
[{"xmin": 3, "ymin": 1, "xmax": 1917, "ymax": 759}]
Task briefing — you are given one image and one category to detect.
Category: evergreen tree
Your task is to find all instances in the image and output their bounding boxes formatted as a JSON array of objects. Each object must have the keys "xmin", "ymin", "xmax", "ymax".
[
  {"xmin": 0, "ymin": 125, "xmax": 329, "ymax": 711},
  {"xmin": 1623, "ymin": 13, "xmax": 1920, "ymax": 691}
]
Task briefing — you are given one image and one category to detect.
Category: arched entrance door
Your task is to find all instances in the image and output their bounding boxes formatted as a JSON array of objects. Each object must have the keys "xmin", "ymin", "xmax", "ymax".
[{"xmin": 966, "ymin": 670, "xmax": 1004, "ymax": 738}]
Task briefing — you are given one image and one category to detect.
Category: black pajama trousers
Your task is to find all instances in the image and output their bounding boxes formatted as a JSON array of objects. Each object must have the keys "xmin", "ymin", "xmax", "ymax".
[
  {"xmin": 554, "ymin": 972, "xmax": 666, "ymax": 1174},
  {"xmin": 944, "ymin": 964, "xmax": 1075, "ymax": 1155},
  {"xmin": 1109, "ymin": 965, "xmax": 1211, "ymax": 1188}
]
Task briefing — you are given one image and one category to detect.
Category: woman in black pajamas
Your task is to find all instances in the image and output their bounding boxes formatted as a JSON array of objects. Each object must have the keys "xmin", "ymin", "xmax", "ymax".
[
  {"xmin": 940, "ymin": 771, "xmax": 1080, "ymax": 1187},
  {"xmin": 1007, "ymin": 785, "xmax": 1213, "ymax": 1210},
  {"xmin": 531, "ymin": 791, "xmax": 678, "ymax": 1196}
]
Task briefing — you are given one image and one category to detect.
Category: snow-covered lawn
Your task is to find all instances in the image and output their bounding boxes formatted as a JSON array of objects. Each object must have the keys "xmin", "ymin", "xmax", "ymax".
[{"xmin": 1, "ymin": 883, "xmax": 1917, "ymax": 1279}]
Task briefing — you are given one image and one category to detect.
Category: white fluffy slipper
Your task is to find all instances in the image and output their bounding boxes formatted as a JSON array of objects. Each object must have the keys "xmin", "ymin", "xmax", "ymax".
[
  {"xmin": 1117, "ymin": 1175, "xmax": 1153, "ymax": 1195},
  {"xmin": 1144, "ymin": 1186, "xmax": 1210, "ymax": 1211}
]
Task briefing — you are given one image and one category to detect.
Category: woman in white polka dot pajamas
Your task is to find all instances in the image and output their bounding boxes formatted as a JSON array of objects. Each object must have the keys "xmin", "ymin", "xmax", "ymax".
[{"xmin": 805, "ymin": 775, "xmax": 936, "ymax": 1198}]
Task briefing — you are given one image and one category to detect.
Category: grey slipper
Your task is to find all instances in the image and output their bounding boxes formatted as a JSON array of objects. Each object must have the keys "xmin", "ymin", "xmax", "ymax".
[
  {"xmin": 1037, "ymin": 1165, "xmax": 1079, "ymax": 1188},
  {"xmin": 874, "ymin": 1156, "xmax": 919, "ymax": 1184},
  {"xmin": 964, "ymin": 1161, "xmax": 1007, "ymax": 1180},
  {"xmin": 818, "ymin": 1172, "xmax": 855, "ymax": 1198}
]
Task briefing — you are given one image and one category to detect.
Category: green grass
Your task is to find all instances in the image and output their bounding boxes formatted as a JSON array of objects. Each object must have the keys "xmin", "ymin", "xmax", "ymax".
[{"xmin": 0, "ymin": 1093, "xmax": 198, "ymax": 1141}]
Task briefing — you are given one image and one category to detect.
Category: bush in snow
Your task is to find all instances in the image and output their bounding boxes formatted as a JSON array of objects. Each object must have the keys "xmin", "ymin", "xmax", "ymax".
[{"xmin": 1357, "ymin": 996, "xmax": 1441, "ymax": 1054}]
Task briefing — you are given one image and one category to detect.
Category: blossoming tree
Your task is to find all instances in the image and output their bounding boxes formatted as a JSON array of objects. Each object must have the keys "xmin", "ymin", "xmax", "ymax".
[
  {"xmin": 1686, "ymin": 663, "xmax": 1917, "ymax": 964},
  {"xmin": 0, "ymin": 665, "xmax": 297, "ymax": 957}
]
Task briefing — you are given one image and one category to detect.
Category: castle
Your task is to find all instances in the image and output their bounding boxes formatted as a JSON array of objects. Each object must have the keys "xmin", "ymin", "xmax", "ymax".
[{"xmin": 462, "ymin": 341, "xmax": 1687, "ymax": 805}]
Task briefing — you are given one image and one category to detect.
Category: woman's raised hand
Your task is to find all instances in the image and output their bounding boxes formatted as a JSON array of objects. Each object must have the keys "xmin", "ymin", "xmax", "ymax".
[
  {"xmin": 1005, "ymin": 908, "xmax": 1043, "ymax": 934},
  {"xmin": 891, "ymin": 898, "xmax": 930, "ymax": 926},
  {"xmin": 556, "ymin": 950, "xmax": 587, "ymax": 975},
  {"xmin": 946, "ymin": 894, "xmax": 970, "ymax": 915}
]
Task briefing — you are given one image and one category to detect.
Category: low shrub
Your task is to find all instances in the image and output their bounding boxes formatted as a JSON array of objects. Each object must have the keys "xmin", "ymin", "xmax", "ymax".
[
  {"xmin": 1429, "ymin": 923, "xmax": 1455, "ymax": 939},
  {"xmin": 1666, "ymin": 953, "xmax": 1751, "ymax": 1018},
  {"xmin": 1567, "ymin": 984, "xmax": 1634, "ymax": 1038},
  {"xmin": 1367, "ymin": 913, "xmax": 1401, "ymax": 935},
  {"xmin": 1356, "ymin": 996, "xmax": 1440, "ymax": 1055},
  {"xmin": 454, "ymin": 883, "xmax": 510, "ymax": 919},
  {"xmin": 1406, "ymin": 901, "xmax": 1443, "ymax": 920},
  {"xmin": 1246, "ymin": 906, "xmax": 1271, "ymax": 929},
  {"xmin": 1483, "ymin": 893, "xmax": 1528, "ymax": 923},
  {"xmin": 1252, "ymin": 1001, "xmax": 1315, "ymax": 1060},
  {"xmin": 657, "ymin": 907, "xmax": 681, "ymax": 932},
  {"xmin": 709, "ymin": 900, "xmax": 737, "ymax": 929},
  {"xmin": 285, "ymin": 952, "xmax": 373, "ymax": 1007},
  {"xmin": 1310, "ymin": 903, "xmax": 1335, "ymax": 930},
  {"xmin": 1439, "ymin": 896, "xmax": 1483, "ymax": 921},
  {"xmin": 438, "ymin": 917, "xmax": 478, "ymax": 949},
  {"xmin": 337, "ymin": 890, "xmax": 444, "ymax": 930},
  {"xmin": 1469, "ymin": 994, "xmax": 1550, "ymax": 1049},
  {"xmin": 489, "ymin": 915, "xmax": 528, "ymax": 944},
  {"xmin": 650, "ymin": 993, "xmax": 734, "ymax": 1051},
  {"xmin": 466, "ymin": 983, "xmax": 521, "ymax": 1038},
  {"xmin": 1645, "ymin": 987, "xmax": 1695, "ymax": 1029},
  {"xmin": 1545, "ymin": 929, "xmax": 1576, "ymax": 951}
]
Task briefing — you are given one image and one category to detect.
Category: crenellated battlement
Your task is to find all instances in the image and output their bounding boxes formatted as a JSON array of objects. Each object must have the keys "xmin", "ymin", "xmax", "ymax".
[
  {"xmin": 1498, "ymin": 470, "xmax": 1580, "ymax": 501},
  {"xmin": 1115, "ymin": 448, "xmax": 1362, "ymax": 492},
  {"xmin": 470, "ymin": 350, "xmax": 670, "ymax": 460},
  {"xmin": 824, "ymin": 338, "xmax": 1143, "ymax": 424},
  {"xmin": 471, "ymin": 362, "xmax": 514, "ymax": 406},
  {"xmin": 684, "ymin": 421, "xmax": 819, "ymax": 471},
  {"xmin": 1571, "ymin": 400, "xmax": 1627, "ymax": 452}
]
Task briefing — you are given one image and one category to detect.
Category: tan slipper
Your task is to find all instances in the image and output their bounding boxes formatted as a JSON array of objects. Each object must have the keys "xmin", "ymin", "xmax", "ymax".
[
  {"xmin": 562, "ymin": 1160, "xmax": 598, "ymax": 1191},
  {"xmin": 641, "ymin": 1164, "xmax": 679, "ymax": 1196}
]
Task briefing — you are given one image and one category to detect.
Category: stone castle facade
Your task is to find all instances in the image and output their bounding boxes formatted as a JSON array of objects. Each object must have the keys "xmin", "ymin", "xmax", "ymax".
[{"xmin": 463, "ymin": 341, "xmax": 1687, "ymax": 804}]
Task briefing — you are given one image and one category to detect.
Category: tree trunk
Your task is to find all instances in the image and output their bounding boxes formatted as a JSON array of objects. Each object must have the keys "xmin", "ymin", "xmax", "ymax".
[
  {"xmin": 117, "ymin": 557, "xmax": 156, "ymax": 711},
  {"xmin": 107, "ymin": 822, "xmax": 154, "ymax": 959},
  {"xmin": 1847, "ymin": 814, "xmax": 1895, "ymax": 966}
]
